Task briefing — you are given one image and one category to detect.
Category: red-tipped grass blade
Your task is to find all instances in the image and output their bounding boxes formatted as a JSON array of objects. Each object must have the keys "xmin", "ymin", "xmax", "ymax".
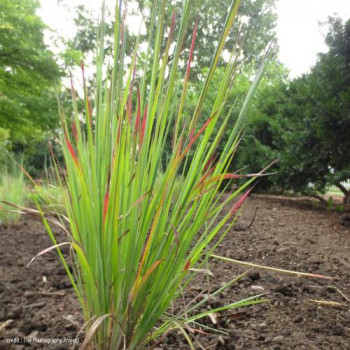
[
  {"xmin": 179, "ymin": 116, "xmax": 213, "ymax": 161},
  {"xmin": 230, "ymin": 187, "xmax": 254, "ymax": 215},
  {"xmin": 184, "ymin": 258, "xmax": 191, "ymax": 271},
  {"xmin": 103, "ymin": 190, "xmax": 110, "ymax": 226},
  {"xmin": 131, "ymin": 259, "xmax": 164, "ymax": 300},
  {"xmin": 64, "ymin": 128, "xmax": 79, "ymax": 168},
  {"xmin": 185, "ymin": 21, "xmax": 197, "ymax": 81},
  {"xmin": 203, "ymin": 153, "xmax": 217, "ymax": 173},
  {"xmin": 136, "ymin": 190, "xmax": 167, "ymax": 281},
  {"xmin": 140, "ymin": 104, "xmax": 148, "ymax": 145},
  {"xmin": 196, "ymin": 173, "xmax": 259, "ymax": 191},
  {"xmin": 194, "ymin": 167, "xmax": 215, "ymax": 191},
  {"xmin": 135, "ymin": 89, "xmax": 141, "ymax": 132},
  {"xmin": 71, "ymin": 120, "xmax": 79, "ymax": 143},
  {"xmin": 176, "ymin": 136, "xmax": 183, "ymax": 158}
]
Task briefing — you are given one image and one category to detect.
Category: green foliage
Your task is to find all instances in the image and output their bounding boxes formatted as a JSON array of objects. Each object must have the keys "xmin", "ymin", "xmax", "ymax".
[
  {"xmin": 138, "ymin": 0, "xmax": 277, "ymax": 78},
  {"xmin": 276, "ymin": 18, "xmax": 350, "ymax": 198},
  {"xmin": 0, "ymin": 164, "xmax": 27, "ymax": 225},
  {"xmin": 30, "ymin": 182, "xmax": 66, "ymax": 215},
  {"xmin": 0, "ymin": 127, "xmax": 10, "ymax": 166},
  {"xmin": 42, "ymin": 0, "xmax": 272, "ymax": 349},
  {"xmin": 63, "ymin": 0, "xmax": 276, "ymax": 77},
  {"xmin": 237, "ymin": 62, "xmax": 288, "ymax": 189},
  {"xmin": 60, "ymin": 5, "xmax": 99, "ymax": 69},
  {"xmin": 0, "ymin": 0, "xmax": 61, "ymax": 172},
  {"xmin": 237, "ymin": 18, "xmax": 350, "ymax": 200}
]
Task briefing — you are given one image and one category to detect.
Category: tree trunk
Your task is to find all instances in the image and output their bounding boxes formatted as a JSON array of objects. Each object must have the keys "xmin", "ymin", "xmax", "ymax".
[
  {"xmin": 336, "ymin": 182, "xmax": 350, "ymax": 212},
  {"xmin": 310, "ymin": 194, "xmax": 327, "ymax": 205},
  {"xmin": 343, "ymin": 192, "xmax": 350, "ymax": 212}
]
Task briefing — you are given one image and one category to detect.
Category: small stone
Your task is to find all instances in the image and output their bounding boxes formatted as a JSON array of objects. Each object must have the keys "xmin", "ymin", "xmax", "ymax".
[
  {"xmin": 294, "ymin": 316, "xmax": 303, "ymax": 323},
  {"xmin": 65, "ymin": 324, "xmax": 76, "ymax": 331},
  {"xmin": 251, "ymin": 285, "xmax": 265, "ymax": 291},
  {"xmin": 35, "ymin": 323, "xmax": 48, "ymax": 332},
  {"xmin": 218, "ymin": 336, "xmax": 225, "ymax": 345},
  {"xmin": 28, "ymin": 330, "xmax": 39, "ymax": 338},
  {"xmin": 276, "ymin": 247, "xmax": 288, "ymax": 253},
  {"xmin": 332, "ymin": 325, "xmax": 344, "ymax": 336},
  {"xmin": 248, "ymin": 271, "xmax": 261, "ymax": 281},
  {"xmin": 274, "ymin": 285, "xmax": 294, "ymax": 297},
  {"xmin": 9, "ymin": 306, "xmax": 22, "ymax": 320},
  {"xmin": 272, "ymin": 335, "xmax": 284, "ymax": 343}
]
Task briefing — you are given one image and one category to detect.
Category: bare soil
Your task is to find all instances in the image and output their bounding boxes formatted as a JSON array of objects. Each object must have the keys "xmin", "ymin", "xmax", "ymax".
[{"xmin": 1, "ymin": 195, "xmax": 350, "ymax": 349}]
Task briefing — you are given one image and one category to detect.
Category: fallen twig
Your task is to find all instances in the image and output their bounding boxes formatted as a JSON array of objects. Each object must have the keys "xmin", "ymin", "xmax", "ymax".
[
  {"xmin": 211, "ymin": 254, "xmax": 334, "ymax": 280},
  {"xmin": 24, "ymin": 291, "xmax": 66, "ymax": 297},
  {"xmin": 0, "ymin": 320, "xmax": 13, "ymax": 332},
  {"xmin": 23, "ymin": 302, "xmax": 46, "ymax": 309}
]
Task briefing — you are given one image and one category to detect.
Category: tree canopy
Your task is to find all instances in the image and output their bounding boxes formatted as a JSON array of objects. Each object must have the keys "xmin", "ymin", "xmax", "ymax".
[
  {"xmin": 238, "ymin": 17, "xmax": 350, "ymax": 205},
  {"xmin": 0, "ymin": 0, "xmax": 61, "ymax": 169}
]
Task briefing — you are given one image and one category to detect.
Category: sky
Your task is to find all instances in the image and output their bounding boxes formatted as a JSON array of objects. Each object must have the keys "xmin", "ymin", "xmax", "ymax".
[
  {"xmin": 38, "ymin": 0, "xmax": 350, "ymax": 78},
  {"xmin": 276, "ymin": 0, "xmax": 350, "ymax": 77}
]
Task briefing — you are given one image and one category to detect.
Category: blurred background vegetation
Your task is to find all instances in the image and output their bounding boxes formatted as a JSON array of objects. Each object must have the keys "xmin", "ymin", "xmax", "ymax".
[{"xmin": 0, "ymin": 0, "xmax": 349, "ymax": 207}]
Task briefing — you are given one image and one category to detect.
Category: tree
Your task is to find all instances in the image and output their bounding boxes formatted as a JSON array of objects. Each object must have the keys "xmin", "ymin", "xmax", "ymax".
[
  {"xmin": 63, "ymin": 0, "xmax": 276, "ymax": 76},
  {"xmin": 0, "ymin": 0, "xmax": 61, "ymax": 172},
  {"xmin": 281, "ymin": 18, "xmax": 350, "ymax": 204},
  {"xmin": 237, "ymin": 61, "xmax": 289, "ymax": 190},
  {"xmin": 137, "ymin": 0, "xmax": 277, "ymax": 79},
  {"xmin": 238, "ymin": 17, "xmax": 350, "ymax": 207}
]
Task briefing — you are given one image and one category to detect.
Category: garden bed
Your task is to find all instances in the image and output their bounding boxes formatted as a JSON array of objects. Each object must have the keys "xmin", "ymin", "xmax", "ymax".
[{"xmin": 1, "ymin": 196, "xmax": 350, "ymax": 349}]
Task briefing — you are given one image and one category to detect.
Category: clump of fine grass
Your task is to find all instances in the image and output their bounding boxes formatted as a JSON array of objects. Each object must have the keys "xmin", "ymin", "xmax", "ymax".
[
  {"xmin": 29, "ymin": 182, "xmax": 67, "ymax": 215},
  {"xmin": 0, "ymin": 166, "xmax": 27, "ymax": 225},
  {"xmin": 38, "ymin": 0, "xmax": 275, "ymax": 349}
]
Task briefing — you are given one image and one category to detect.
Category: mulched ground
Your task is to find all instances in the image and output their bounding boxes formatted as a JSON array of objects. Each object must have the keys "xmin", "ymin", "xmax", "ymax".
[{"xmin": 1, "ymin": 195, "xmax": 350, "ymax": 349}]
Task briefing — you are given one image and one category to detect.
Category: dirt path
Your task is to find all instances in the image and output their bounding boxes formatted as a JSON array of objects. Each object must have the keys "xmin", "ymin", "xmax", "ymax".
[{"xmin": 1, "ymin": 196, "xmax": 350, "ymax": 349}]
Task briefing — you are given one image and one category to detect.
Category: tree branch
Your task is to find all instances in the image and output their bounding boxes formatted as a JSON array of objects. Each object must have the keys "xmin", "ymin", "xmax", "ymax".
[
  {"xmin": 309, "ymin": 194, "xmax": 327, "ymax": 205},
  {"xmin": 0, "ymin": 48, "xmax": 21, "ymax": 58},
  {"xmin": 336, "ymin": 182, "xmax": 349, "ymax": 196}
]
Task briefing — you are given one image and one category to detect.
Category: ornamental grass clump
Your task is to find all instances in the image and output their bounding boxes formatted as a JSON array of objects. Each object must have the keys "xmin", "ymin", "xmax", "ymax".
[
  {"xmin": 44, "ymin": 0, "xmax": 273, "ymax": 348},
  {"xmin": 0, "ymin": 164, "xmax": 27, "ymax": 225},
  {"xmin": 29, "ymin": 182, "xmax": 67, "ymax": 215}
]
